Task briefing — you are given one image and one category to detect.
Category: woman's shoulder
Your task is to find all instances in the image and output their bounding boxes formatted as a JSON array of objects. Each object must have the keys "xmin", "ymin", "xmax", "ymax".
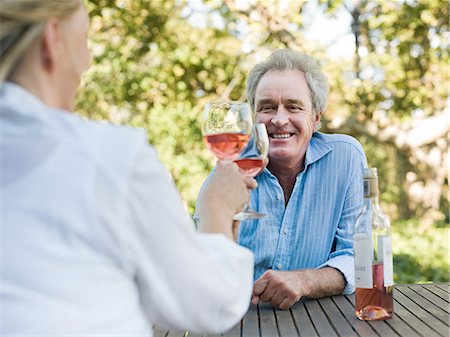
[{"xmin": 70, "ymin": 117, "xmax": 150, "ymax": 167}]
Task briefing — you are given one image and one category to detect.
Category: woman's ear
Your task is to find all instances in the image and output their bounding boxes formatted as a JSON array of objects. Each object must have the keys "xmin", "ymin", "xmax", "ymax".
[{"xmin": 41, "ymin": 18, "xmax": 62, "ymax": 71}]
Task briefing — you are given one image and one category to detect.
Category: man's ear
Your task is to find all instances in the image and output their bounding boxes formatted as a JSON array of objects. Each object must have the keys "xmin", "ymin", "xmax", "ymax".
[
  {"xmin": 314, "ymin": 111, "xmax": 323, "ymax": 129},
  {"xmin": 41, "ymin": 18, "xmax": 62, "ymax": 71}
]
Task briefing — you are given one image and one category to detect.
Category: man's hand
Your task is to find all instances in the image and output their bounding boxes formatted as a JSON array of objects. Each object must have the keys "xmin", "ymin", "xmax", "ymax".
[
  {"xmin": 252, "ymin": 270, "xmax": 305, "ymax": 310},
  {"xmin": 252, "ymin": 268, "xmax": 346, "ymax": 310}
]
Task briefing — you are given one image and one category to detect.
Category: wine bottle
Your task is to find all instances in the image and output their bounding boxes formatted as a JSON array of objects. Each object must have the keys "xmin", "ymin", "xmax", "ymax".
[{"xmin": 354, "ymin": 167, "xmax": 394, "ymax": 320}]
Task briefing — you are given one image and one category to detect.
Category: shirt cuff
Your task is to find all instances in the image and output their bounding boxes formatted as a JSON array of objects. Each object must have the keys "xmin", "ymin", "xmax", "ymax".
[{"xmin": 317, "ymin": 255, "xmax": 355, "ymax": 294}]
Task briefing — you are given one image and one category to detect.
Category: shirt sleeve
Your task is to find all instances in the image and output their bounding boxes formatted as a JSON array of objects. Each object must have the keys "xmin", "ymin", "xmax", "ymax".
[
  {"xmin": 193, "ymin": 168, "xmax": 215, "ymax": 227},
  {"xmin": 121, "ymin": 139, "xmax": 254, "ymax": 333},
  {"xmin": 318, "ymin": 146, "xmax": 366, "ymax": 294}
]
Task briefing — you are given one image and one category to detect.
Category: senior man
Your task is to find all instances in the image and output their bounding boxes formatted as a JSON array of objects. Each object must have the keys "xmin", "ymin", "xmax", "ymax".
[
  {"xmin": 238, "ymin": 49, "xmax": 367, "ymax": 309},
  {"xmin": 196, "ymin": 49, "xmax": 367, "ymax": 310}
]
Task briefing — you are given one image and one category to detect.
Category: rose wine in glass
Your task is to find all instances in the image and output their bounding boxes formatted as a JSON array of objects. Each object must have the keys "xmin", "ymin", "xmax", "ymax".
[
  {"xmin": 204, "ymin": 133, "xmax": 250, "ymax": 160},
  {"xmin": 233, "ymin": 123, "xmax": 269, "ymax": 221},
  {"xmin": 233, "ymin": 158, "xmax": 264, "ymax": 177},
  {"xmin": 202, "ymin": 101, "xmax": 253, "ymax": 160}
]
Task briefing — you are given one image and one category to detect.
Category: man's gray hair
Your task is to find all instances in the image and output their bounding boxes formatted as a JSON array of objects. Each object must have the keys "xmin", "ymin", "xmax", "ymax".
[{"xmin": 246, "ymin": 49, "xmax": 329, "ymax": 122}]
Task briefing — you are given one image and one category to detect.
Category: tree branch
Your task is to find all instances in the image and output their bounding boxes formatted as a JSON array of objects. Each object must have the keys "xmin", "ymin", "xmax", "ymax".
[{"xmin": 330, "ymin": 111, "xmax": 450, "ymax": 150}]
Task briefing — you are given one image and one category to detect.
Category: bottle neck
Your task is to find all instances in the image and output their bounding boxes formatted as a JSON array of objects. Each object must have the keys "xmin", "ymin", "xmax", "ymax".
[
  {"xmin": 363, "ymin": 175, "xmax": 381, "ymax": 209},
  {"xmin": 363, "ymin": 195, "xmax": 381, "ymax": 210}
]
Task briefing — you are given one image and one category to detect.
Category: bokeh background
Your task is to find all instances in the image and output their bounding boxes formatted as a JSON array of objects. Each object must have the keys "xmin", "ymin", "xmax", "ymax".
[{"xmin": 75, "ymin": 0, "xmax": 449, "ymax": 284}]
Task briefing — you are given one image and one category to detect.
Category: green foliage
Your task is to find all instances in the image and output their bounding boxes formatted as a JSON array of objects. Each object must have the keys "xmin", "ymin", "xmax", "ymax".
[
  {"xmin": 322, "ymin": 0, "xmax": 448, "ymax": 223},
  {"xmin": 358, "ymin": 0, "xmax": 449, "ymax": 120},
  {"xmin": 77, "ymin": 0, "xmax": 247, "ymax": 212},
  {"xmin": 393, "ymin": 219, "xmax": 449, "ymax": 284}
]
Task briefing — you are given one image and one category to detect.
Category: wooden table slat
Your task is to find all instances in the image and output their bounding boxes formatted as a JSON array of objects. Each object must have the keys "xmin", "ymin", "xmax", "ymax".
[
  {"xmin": 304, "ymin": 300, "xmax": 339, "ymax": 337},
  {"xmin": 396, "ymin": 287, "xmax": 449, "ymax": 334},
  {"xmin": 273, "ymin": 308, "xmax": 299, "ymax": 337},
  {"xmin": 290, "ymin": 302, "xmax": 320, "ymax": 337},
  {"xmin": 378, "ymin": 298, "xmax": 429, "ymax": 337},
  {"xmin": 435, "ymin": 284, "xmax": 450, "ymax": 293},
  {"xmin": 152, "ymin": 325, "xmax": 169, "ymax": 337},
  {"xmin": 396, "ymin": 286, "xmax": 449, "ymax": 321},
  {"xmin": 241, "ymin": 304, "xmax": 259, "ymax": 336},
  {"xmin": 221, "ymin": 319, "xmax": 242, "ymax": 337},
  {"xmin": 318, "ymin": 297, "xmax": 359, "ymax": 337},
  {"xmin": 408, "ymin": 285, "xmax": 450, "ymax": 313},
  {"xmin": 393, "ymin": 290, "xmax": 448, "ymax": 336},
  {"xmin": 155, "ymin": 284, "xmax": 449, "ymax": 337},
  {"xmin": 427, "ymin": 285, "xmax": 450, "ymax": 301},
  {"xmin": 258, "ymin": 304, "xmax": 279, "ymax": 336},
  {"xmin": 168, "ymin": 331, "xmax": 188, "ymax": 337}
]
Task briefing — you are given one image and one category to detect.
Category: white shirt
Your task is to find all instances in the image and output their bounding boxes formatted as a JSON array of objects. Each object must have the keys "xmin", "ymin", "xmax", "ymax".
[{"xmin": 0, "ymin": 82, "xmax": 254, "ymax": 335}]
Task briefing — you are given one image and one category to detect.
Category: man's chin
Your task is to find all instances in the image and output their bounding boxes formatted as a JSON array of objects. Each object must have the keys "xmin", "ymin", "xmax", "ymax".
[{"xmin": 268, "ymin": 150, "xmax": 293, "ymax": 161}]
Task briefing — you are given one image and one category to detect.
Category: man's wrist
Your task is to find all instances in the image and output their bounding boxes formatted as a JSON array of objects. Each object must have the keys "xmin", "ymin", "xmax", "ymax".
[
  {"xmin": 296, "ymin": 270, "xmax": 313, "ymax": 298},
  {"xmin": 297, "ymin": 267, "xmax": 347, "ymax": 298}
]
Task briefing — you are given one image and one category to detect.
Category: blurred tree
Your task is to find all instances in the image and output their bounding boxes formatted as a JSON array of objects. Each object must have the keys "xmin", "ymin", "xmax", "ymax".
[
  {"xmin": 76, "ymin": 0, "xmax": 448, "ymax": 228},
  {"xmin": 218, "ymin": 0, "xmax": 449, "ymax": 227},
  {"xmin": 321, "ymin": 0, "xmax": 449, "ymax": 229},
  {"xmin": 77, "ymin": 0, "xmax": 249, "ymax": 212}
]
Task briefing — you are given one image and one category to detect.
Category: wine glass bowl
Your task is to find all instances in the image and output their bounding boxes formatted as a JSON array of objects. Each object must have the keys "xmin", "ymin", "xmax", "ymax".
[
  {"xmin": 202, "ymin": 101, "xmax": 253, "ymax": 160},
  {"xmin": 233, "ymin": 123, "xmax": 269, "ymax": 221},
  {"xmin": 234, "ymin": 123, "xmax": 269, "ymax": 178}
]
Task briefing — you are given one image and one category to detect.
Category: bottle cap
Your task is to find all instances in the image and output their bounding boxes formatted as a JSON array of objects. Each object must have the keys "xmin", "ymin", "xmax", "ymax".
[
  {"xmin": 364, "ymin": 167, "xmax": 378, "ymax": 178},
  {"xmin": 363, "ymin": 167, "xmax": 379, "ymax": 197}
]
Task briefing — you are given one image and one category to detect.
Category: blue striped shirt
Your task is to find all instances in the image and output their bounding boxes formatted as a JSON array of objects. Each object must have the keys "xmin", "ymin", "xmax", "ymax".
[{"xmin": 238, "ymin": 132, "xmax": 367, "ymax": 294}]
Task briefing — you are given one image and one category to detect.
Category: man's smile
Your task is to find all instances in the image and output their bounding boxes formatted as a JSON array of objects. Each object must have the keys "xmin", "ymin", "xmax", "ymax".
[{"xmin": 270, "ymin": 133, "xmax": 295, "ymax": 139}]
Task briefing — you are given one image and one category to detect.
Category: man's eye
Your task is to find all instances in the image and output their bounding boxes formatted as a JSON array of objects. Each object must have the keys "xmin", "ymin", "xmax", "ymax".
[
  {"xmin": 288, "ymin": 105, "xmax": 303, "ymax": 111},
  {"xmin": 259, "ymin": 105, "xmax": 274, "ymax": 112}
]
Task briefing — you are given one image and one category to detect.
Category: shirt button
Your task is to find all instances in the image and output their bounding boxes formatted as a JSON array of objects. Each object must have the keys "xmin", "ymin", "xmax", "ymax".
[
  {"xmin": 283, "ymin": 229, "xmax": 288, "ymax": 235},
  {"xmin": 276, "ymin": 194, "xmax": 282, "ymax": 200},
  {"xmin": 277, "ymin": 263, "xmax": 283, "ymax": 269}
]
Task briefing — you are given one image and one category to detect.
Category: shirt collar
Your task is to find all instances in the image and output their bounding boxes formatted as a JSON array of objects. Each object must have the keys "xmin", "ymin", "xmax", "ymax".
[
  {"xmin": 1, "ymin": 81, "xmax": 47, "ymax": 112},
  {"xmin": 305, "ymin": 132, "xmax": 333, "ymax": 167},
  {"xmin": 0, "ymin": 81, "xmax": 76, "ymax": 130}
]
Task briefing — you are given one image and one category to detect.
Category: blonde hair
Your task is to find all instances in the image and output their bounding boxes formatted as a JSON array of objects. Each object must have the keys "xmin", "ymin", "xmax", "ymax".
[
  {"xmin": 246, "ymin": 49, "xmax": 329, "ymax": 126},
  {"xmin": 0, "ymin": 0, "xmax": 80, "ymax": 85}
]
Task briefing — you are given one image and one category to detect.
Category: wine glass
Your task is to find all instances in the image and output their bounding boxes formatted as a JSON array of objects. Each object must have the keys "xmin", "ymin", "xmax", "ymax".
[
  {"xmin": 233, "ymin": 123, "xmax": 269, "ymax": 221},
  {"xmin": 202, "ymin": 101, "xmax": 253, "ymax": 160}
]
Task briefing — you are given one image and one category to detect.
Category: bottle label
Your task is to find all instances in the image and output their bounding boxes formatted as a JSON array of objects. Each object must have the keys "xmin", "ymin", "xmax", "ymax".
[
  {"xmin": 363, "ymin": 176, "xmax": 379, "ymax": 198},
  {"xmin": 354, "ymin": 233, "xmax": 373, "ymax": 288},
  {"xmin": 363, "ymin": 179, "xmax": 370, "ymax": 196},
  {"xmin": 382, "ymin": 236, "xmax": 394, "ymax": 286}
]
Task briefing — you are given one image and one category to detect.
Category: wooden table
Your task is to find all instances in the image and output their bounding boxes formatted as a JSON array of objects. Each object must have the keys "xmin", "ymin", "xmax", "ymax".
[{"xmin": 153, "ymin": 283, "xmax": 449, "ymax": 337}]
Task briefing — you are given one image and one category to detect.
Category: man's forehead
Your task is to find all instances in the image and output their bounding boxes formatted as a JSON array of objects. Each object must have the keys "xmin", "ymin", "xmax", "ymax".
[
  {"xmin": 255, "ymin": 88, "xmax": 312, "ymax": 105},
  {"xmin": 255, "ymin": 69, "xmax": 312, "ymax": 101},
  {"xmin": 258, "ymin": 69, "xmax": 307, "ymax": 84}
]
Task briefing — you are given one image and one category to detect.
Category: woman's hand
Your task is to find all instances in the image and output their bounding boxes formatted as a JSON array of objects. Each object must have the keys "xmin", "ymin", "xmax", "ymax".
[{"xmin": 197, "ymin": 161, "xmax": 257, "ymax": 240}]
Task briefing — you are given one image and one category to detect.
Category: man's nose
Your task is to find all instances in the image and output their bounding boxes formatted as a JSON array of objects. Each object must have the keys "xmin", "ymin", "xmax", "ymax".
[{"xmin": 270, "ymin": 106, "xmax": 289, "ymax": 126}]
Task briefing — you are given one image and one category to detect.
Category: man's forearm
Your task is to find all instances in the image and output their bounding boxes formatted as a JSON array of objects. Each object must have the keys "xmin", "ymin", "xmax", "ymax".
[{"xmin": 299, "ymin": 267, "xmax": 346, "ymax": 299}]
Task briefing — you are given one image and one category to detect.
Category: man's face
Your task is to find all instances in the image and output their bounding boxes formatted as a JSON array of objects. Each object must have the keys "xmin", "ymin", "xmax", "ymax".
[{"xmin": 254, "ymin": 69, "xmax": 320, "ymax": 166}]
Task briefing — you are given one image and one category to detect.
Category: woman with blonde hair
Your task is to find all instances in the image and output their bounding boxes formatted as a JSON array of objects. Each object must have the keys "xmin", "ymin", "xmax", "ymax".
[{"xmin": 1, "ymin": 0, "xmax": 256, "ymax": 334}]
